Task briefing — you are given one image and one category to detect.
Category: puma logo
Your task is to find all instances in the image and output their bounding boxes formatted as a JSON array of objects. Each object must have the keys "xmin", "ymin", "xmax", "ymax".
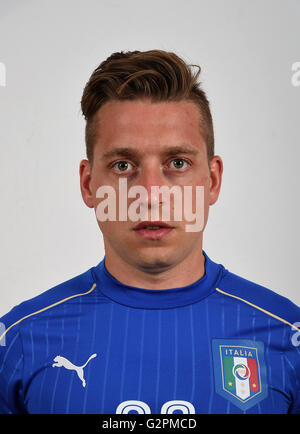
[{"xmin": 52, "ymin": 353, "xmax": 97, "ymax": 387}]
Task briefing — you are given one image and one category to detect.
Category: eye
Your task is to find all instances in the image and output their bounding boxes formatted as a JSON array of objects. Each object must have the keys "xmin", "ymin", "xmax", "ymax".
[
  {"xmin": 112, "ymin": 161, "xmax": 134, "ymax": 172},
  {"xmin": 168, "ymin": 158, "xmax": 189, "ymax": 170}
]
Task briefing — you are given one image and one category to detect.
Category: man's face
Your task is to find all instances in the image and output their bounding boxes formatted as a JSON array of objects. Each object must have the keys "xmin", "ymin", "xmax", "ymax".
[{"xmin": 80, "ymin": 99, "xmax": 222, "ymax": 273}]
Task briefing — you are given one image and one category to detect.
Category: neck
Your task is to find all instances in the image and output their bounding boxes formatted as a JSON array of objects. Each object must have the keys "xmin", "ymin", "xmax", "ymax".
[{"xmin": 104, "ymin": 244, "xmax": 206, "ymax": 290}]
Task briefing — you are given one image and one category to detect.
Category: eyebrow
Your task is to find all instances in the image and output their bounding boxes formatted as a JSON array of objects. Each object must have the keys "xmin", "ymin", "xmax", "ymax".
[{"xmin": 101, "ymin": 145, "xmax": 199, "ymax": 160}]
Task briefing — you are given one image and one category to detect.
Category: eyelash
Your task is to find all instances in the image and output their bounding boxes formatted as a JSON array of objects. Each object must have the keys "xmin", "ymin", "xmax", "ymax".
[{"xmin": 110, "ymin": 158, "xmax": 191, "ymax": 173}]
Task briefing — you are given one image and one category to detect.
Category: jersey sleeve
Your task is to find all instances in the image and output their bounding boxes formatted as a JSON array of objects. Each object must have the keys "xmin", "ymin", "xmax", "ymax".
[
  {"xmin": 289, "ymin": 391, "xmax": 300, "ymax": 414},
  {"xmin": 287, "ymin": 350, "xmax": 300, "ymax": 414},
  {"xmin": 286, "ymin": 328, "xmax": 300, "ymax": 414},
  {"xmin": 0, "ymin": 315, "xmax": 26, "ymax": 414}
]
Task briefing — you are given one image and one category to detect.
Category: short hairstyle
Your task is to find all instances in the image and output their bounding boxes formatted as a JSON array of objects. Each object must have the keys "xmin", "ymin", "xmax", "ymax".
[{"xmin": 80, "ymin": 50, "xmax": 214, "ymax": 166}]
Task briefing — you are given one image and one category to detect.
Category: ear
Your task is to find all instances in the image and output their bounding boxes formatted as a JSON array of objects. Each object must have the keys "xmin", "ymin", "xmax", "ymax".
[
  {"xmin": 79, "ymin": 159, "xmax": 94, "ymax": 208},
  {"xmin": 208, "ymin": 155, "xmax": 223, "ymax": 205}
]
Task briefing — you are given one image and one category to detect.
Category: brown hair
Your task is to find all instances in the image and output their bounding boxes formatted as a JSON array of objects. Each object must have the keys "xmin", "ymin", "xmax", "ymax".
[{"xmin": 81, "ymin": 50, "xmax": 214, "ymax": 166}]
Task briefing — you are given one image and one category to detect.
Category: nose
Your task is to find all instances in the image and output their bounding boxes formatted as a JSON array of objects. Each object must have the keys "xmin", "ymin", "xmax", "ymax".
[{"xmin": 136, "ymin": 161, "xmax": 167, "ymax": 208}]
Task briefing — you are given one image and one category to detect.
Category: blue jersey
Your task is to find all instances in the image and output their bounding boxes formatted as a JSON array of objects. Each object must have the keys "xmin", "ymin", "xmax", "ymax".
[{"xmin": 0, "ymin": 250, "xmax": 300, "ymax": 414}]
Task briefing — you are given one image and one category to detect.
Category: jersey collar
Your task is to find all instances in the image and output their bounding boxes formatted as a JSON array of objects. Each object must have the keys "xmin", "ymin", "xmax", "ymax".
[{"xmin": 92, "ymin": 250, "xmax": 225, "ymax": 309}]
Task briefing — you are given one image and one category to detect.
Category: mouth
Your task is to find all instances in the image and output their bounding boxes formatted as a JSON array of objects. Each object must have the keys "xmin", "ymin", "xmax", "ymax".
[{"xmin": 133, "ymin": 221, "xmax": 175, "ymax": 240}]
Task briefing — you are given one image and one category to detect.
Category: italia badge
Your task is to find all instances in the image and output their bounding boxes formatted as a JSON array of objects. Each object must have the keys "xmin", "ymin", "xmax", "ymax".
[{"xmin": 212, "ymin": 339, "xmax": 268, "ymax": 410}]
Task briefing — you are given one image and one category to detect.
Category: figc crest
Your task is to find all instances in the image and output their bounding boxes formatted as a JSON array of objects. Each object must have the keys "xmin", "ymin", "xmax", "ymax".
[{"xmin": 212, "ymin": 339, "xmax": 268, "ymax": 410}]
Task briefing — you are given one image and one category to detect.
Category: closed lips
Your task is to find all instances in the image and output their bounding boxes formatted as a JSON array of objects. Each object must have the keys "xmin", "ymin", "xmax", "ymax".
[{"xmin": 133, "ymin": 222, "xmax": 174, "ymax": 230}]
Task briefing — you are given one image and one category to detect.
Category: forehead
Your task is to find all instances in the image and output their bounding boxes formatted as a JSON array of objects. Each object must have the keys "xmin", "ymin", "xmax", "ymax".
[{"xmin": 92, "ymin": 99, "xmax": 206, "ymax": 155}]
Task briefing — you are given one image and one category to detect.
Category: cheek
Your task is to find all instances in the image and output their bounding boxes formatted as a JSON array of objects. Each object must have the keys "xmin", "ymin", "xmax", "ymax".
[
  {"xmin": 97, "ymin": 221, "xmax": 128, "ymax": 241},
  {"xmin": 191, "ymin": 171, "xmax": 211, "ymax": 194},
  {"xmin": 199, "ymin": 173, "xmax": 211, "ymax": 200},
  {"xmin": 184, "ymin": 163, "xmax": 210, "ymax": 186},
  {"xmin": 90, "ymin": 174, "xmax": 102, "ymax": 200},
  {"xmin": 198, "ymin": 170, "xmax": 210, "ymax": 185},
  {"xmin": 90, "ymin": 163, "xmax": 115, "ymax": 191}
]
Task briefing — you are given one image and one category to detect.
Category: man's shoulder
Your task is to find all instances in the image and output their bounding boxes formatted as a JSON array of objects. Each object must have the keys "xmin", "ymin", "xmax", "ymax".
[
  {"xmin": 0, "ymin": 266, "xmax": 96, "ymax": 340},
  {"xmin": 217, "ymin": 267, "xmax": 300, "ymax": 327}
]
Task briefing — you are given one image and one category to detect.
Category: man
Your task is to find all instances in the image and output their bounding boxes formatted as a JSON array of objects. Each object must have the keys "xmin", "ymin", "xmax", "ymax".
[{"xmin": 0, "ymin": 50, "xmax": 299, "ymax": 414}]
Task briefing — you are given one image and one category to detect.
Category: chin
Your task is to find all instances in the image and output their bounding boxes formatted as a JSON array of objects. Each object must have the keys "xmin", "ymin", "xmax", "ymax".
[{"xmin": 133, "ymin": 249, "xmax": 177, "ymax": 274}]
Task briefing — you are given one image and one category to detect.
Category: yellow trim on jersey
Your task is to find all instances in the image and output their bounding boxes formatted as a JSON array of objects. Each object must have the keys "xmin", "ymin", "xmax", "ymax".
[
  {"xmin": 216, "ymin": 287, "xmax": 300, "ymax": 333},
  {"xmin": 0, "ymin": 283, "xmax": 97, "ymax": 343}
]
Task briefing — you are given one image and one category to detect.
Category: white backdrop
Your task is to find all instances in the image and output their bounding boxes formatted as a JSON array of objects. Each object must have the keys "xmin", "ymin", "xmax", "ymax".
[{"xmin": 0, "ymin": 0, "xmax": 299, "ymax": 317}]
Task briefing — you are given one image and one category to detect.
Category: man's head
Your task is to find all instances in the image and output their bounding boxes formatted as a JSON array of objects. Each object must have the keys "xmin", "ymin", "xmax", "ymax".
[
  {"xmin": 81, "ymin": 50, "xmax": 215, "ymax": 167},
  {"xmin": 79, "ymin": 50, "xmax": 222, "ymax": 275}
]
